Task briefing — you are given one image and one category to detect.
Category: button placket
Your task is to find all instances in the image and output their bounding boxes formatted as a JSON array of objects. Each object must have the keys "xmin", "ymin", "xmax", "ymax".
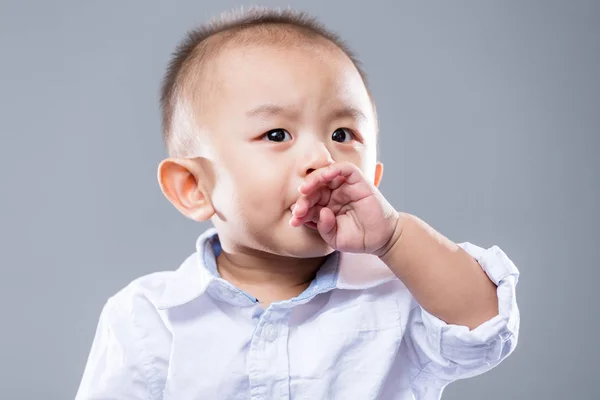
[
  {"xmin": 248, "ymin": 307, "xmax": 293, "ymax": 399},
  {"xmin": 264, "ymin": 323, "xmax": 278, "ymax": 342}
]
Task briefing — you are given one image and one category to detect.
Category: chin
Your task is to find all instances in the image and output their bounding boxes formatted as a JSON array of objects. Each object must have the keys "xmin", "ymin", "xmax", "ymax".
[{"xmin": 277, "ymin": 225, "xmax": 334, "ymax": 258}]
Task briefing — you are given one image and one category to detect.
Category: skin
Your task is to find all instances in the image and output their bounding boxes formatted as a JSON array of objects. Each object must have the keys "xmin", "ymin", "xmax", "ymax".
[{"xmin": 158, "ymin": 39, "xmax": 498, "ymax": 329}]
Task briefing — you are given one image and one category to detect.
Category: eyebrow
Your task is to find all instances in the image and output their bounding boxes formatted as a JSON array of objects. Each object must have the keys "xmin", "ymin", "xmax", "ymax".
[
  {"xmin": 245, "ymin": 103, "xmax": 367, "ymax": 122},
  {"xmin": 246, "ymin": 104, "xmax": 290, "ymax": 118}
]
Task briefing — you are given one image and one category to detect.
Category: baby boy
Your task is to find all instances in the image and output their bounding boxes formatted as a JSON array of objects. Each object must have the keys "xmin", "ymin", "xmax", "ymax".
[{"xmin": 76, "ymin": 7, "xmax": 520, "ymax": 400}]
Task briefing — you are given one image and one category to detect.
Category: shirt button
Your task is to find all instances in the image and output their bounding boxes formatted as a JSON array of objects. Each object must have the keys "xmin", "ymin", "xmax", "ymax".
[{"xmin": 264, "ymin": 324, "xmax": 278, "ymax": 341}]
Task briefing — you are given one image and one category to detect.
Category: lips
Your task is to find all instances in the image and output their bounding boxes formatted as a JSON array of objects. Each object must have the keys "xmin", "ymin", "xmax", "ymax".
[{"xmin": 304, "ymin": 221, "xmax": 318, "ymax": 230}]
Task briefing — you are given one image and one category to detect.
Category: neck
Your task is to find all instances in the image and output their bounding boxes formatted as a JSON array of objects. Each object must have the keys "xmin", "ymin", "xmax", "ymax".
[{"xmin": 216, "ymin": 247, "xmax": 327, "ymax": 305}]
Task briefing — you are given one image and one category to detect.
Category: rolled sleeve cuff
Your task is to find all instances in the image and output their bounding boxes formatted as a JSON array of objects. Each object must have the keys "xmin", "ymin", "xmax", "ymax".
[{"xmin": 420, "ymin": 243, "xmax": 520, "ymax": 367}]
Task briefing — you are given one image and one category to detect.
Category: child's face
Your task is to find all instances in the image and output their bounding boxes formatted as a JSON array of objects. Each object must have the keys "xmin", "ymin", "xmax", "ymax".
[{"xmin": 197, "ymin": 42, "xmax": 380, "ymax": 257}]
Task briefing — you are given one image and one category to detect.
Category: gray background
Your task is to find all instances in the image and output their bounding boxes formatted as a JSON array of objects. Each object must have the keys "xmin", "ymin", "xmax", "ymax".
[{"xmin": 1, "ymin": 0, "xmax": 598, "ymax": 399}]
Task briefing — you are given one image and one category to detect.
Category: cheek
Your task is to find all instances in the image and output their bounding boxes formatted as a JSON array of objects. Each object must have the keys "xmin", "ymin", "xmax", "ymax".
[
  {"xmin": 336, "ymin": 148, "xmax": 376, "ymax": 184},
  {"xmin": 362, "ymin": 160, "xmax": 377, "ymax": 184},
  {"xmin": 360, "ymin": 144, "xmax": 378, "ymax": 183},
  {"xmin": 213, "ymin": 158, "xmax": 288, "ymax": 219}
]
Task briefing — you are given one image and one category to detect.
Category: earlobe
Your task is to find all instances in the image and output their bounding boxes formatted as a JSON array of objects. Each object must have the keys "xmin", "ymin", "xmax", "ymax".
[
  {"xmin": 157, "ymin": 158, "xmax": 215, "ymax": 222},
  {"xmin": 374, "ymin": 162, "xmax": 384, "ymax": 187}
]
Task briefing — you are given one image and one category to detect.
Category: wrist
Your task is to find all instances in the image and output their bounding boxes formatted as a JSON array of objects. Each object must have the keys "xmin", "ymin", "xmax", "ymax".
[{"xmin": 373, "ymin": 211, "xmax": 407, "ymax": 260}]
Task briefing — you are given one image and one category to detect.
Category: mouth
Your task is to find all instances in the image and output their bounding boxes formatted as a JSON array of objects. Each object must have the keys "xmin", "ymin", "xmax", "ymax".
[{"xmin": 304, "ymin": 221, "xmax": 318, "ymax": 230}]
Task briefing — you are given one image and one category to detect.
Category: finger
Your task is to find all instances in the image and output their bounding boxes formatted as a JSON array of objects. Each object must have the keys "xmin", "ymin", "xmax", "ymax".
[
  {"xmin": 289, "ymin": 205, "xmax": 324, "ymax": 227},
  {"xmin": 326, "ymin": 162, "xmax": 364, "ymax": 185},
  {"xmin": 304, "ymin": 204, "xmax": 324, "ymax": 225},
  {"xmin": 327, "ymin": 175, "xmax": 347, "ymax": 191},
  {"xmin": 292, "ymin": 189, "xmax": 329, "ymax": 218},
  {"xmin": 299, "ymin": 162, "xmax": 363, "ymax": 195},
  {"xmin": 299, "ymin": 167, "xmax": 341, "ymax": 195},
  {"xmin": 317, "ymin": 207, "xmax": 337, "ymax": 241},
  {"xmin": 299, "ymin": 174, "xmax": 346, "ymax": 200}
]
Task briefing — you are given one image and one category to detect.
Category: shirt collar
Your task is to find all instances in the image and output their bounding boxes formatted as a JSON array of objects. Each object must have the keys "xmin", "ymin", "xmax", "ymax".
[{"xmin": 157, "ymin": 227, "xmax": 397, "ymax": 310}]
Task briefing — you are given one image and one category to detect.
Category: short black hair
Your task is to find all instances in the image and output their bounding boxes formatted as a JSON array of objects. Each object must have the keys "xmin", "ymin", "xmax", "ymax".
[{"xmin": 160, "ymin": 6, "xmax": 372, "ymax": 157}]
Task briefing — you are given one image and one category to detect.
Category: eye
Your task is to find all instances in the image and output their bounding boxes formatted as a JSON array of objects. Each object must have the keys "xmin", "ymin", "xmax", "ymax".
[
  {"xmin": 332, "ymin": 128, "xmax": 354, "ymax": 143},
  {"xmin": 263, "ymin": 129, "xmax": 292, "ymax": 142}
]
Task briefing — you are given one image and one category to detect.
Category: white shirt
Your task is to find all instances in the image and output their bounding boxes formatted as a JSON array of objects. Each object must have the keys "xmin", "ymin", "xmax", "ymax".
[{"xmin": 76, "ymin": 227, "xmax": 520, "ymax": 400}]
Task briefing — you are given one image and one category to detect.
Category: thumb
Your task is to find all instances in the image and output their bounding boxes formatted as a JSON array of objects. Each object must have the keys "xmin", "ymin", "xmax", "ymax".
[{"xmin": 317, "ymin": 207, "xmax": 337, "ymax": 245}]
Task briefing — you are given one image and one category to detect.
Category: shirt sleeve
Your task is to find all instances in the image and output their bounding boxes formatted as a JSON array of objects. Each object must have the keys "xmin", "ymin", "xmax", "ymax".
[
  {"xmin": 75, "ymin": 297, "xmax": 154, "ymax": 400},
  {"xmin": 404, "ymin": 243, "xmax": 520, "ymax": 389}
]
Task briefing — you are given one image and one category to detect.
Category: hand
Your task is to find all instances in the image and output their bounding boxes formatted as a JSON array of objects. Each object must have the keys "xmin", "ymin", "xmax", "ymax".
[{"xmin": 290, "ymin": 161, "xmax": 401, "ymax": 255}]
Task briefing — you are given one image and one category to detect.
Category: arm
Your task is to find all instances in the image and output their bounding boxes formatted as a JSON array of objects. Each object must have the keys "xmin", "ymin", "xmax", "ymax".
[
  {"xmin": 290, "ymin": 161, "xmax": 520, "ymax": 385},
  {"xmin": 378, "ymin": 212, "xmax": 498, "ymax": 330},
  {"xmin": 380, "ymin": 212, "xmax": 520, "ymax": 385}
]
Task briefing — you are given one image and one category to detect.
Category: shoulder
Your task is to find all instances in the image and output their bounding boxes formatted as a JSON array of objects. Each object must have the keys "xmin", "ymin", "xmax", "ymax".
[
  {"xmin": 77, "ymin": 272, "xmax": 177, "ymax": 400},
  {"xmin": 108, "ymin": 270, "xmax": 175, "ymax": 311},
  {"xmin": 101, "ymin": 270, "xmax": 176, "ymax": 365},
  {"xmin": 108, "ymin": 249, "xmax": 201, "ymax": 308},
  {"xmin": 96, "ymin": 271, "xmax": 176, "ymax": 355}
]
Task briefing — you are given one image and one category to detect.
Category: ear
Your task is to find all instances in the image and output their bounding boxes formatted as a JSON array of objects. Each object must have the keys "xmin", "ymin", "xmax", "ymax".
[
  {"xmin": 374, "ymin": 162, "xmax": 384, "ymax": 187},
  {"xmin": 157, "ymin": 157, "xmax": 215, "ymax": 222}
]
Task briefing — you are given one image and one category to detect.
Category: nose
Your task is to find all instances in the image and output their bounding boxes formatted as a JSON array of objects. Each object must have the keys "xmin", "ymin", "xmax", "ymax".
[{"xmin": 301, "ymin": 142, "xmax": 334, "ymax": 176}]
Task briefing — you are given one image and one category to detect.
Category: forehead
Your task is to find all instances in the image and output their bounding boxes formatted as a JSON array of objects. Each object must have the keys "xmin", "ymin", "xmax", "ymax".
[{"xmin": 202, "ymin": 41, "xmax": 373, "ymax": 119}]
